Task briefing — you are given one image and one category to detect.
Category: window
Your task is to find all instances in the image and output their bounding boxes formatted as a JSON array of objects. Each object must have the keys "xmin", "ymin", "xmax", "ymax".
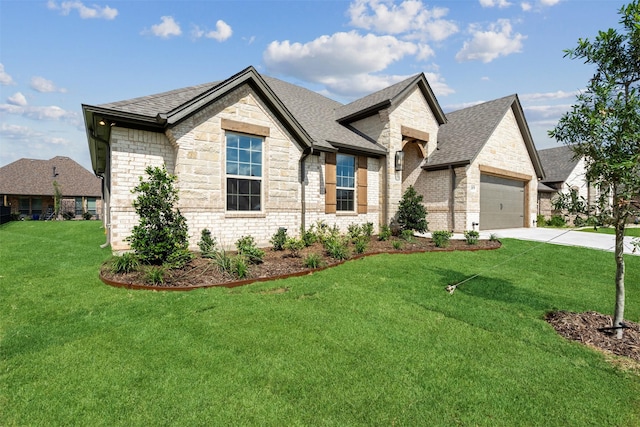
[
  {"xmin": 336, "ymin": 154, "xmax": 355, "ymax": 211},
  {"xmin": 75, "ymin": 198, "xmax": 83, "ymax": 216},
  {"xmin": 19, "ymin": 198, "xmax": 29, "ymax": 215},
  {"xmin": 87, "ymin": 198, "xmax": 97, "ymax": 215},
  {"xmin": 226, "ymin": 132, "xmax": 262, "ymax": 211}
]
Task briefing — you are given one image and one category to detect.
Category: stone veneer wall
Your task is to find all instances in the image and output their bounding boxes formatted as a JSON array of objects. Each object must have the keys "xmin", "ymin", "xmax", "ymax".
[
  {"xmin": 107, "ymin": 85, "xmax": 381, "ymax": 251},
  {"xmin": 468, "ymin": 106, "xmax": 538, "ymax": 230}
]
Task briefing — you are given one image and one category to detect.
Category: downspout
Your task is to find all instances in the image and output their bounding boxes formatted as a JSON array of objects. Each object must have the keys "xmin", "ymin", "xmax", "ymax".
[
  {"xmin": 382, "ymin": 154, "xmax": 389, "ymax": 226},
  {"xmin": 449, "ymin": 165, "xmax": 456, "ymax": 232},
  {"xmin": 299, "ymin": 144, "xmax": 314, "ymax": 233}
]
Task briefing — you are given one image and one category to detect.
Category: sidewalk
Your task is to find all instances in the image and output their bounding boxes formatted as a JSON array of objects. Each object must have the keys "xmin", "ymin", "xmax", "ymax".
[{"xmin": 421, "ymin": 227, "xmax": 639, "ymax": 256}]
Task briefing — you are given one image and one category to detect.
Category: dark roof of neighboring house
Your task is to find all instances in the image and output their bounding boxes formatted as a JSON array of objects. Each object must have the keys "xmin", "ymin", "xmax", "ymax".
[
  {"xmin": 0, "ymin": 156, "xmax": 101, "ymax": 197},
  {"xmin": 537, "ymin": 145, "xmax": 579, "ymax": 184},
  {"xmin": 424, "ymin": 94, "xmax": 545, "ymax": 178},
  {"xmin": 538, "ymin": 182, "xmax": 557, "ymax": 192}
]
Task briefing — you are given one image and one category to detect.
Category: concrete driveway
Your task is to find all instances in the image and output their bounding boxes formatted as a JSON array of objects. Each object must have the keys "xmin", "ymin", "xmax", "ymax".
[{"xmin": 475, "ymin": 227, "xmax": 639, "ymax": 256}]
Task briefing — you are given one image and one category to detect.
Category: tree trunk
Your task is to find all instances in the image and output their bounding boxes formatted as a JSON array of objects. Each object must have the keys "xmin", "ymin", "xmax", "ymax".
[{"xmin": 613, "ymin": 209, "xmax": 626, "ymax": 339}]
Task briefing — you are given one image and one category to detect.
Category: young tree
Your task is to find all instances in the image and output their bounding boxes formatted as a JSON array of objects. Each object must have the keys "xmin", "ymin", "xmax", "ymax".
[
  {"xmin": 397, "ymin": 185, "xmax": 428, "ymax": 233},
  {"xmin": 128, "ymin": 165, "xmax": 190, "ymax": 265},
  {"xmin": 53, "ymin": 180, "xmax": 62, "ymax": 218},
  {"xmin": 549, "ymin": 1, "xmax": 640, "ymax": 338}
]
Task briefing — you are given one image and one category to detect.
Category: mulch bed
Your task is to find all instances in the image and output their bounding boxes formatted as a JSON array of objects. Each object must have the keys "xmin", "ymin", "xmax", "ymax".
[
  {"xmin": 546, "ymin": 311, "xmax": 640, "ymax": 364},
  {"xmin": 100, "ymin": 235, "xmax": 500, "ymax": 290}
]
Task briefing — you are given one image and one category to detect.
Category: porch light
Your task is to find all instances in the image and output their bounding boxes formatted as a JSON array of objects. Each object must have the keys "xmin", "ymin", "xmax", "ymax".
[
  {"xmin": 98, "ymin": 119, "xmax": 106, "ymax": 126},
  {"xmin": 395, "ymin": 151, "xmax": 404, "ymax": 171}
]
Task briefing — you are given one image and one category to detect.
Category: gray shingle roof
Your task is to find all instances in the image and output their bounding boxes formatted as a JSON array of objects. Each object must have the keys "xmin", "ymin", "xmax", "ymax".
[
  {"xmin": 426, "ymin": 95, "xmax": 517, "ymax": 167},
  {"xmin": 0, "ymin": 156, "xmax": 101, "ymax": 197},
  {"xmin": 537, "ymin": 145, "xmax": 579, "ymax": 183}
]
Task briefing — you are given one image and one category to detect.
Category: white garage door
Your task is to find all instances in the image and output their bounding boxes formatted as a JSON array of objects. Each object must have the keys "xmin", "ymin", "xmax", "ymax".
[{"xmin": 480, "ymin": 174, "xmax": 525, "ymax": 230}]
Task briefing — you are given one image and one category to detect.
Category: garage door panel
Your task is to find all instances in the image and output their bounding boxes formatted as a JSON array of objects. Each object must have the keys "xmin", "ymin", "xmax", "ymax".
[{"xmin": 480, "ymin": 174, "xmax": 524, "ymax": 230}]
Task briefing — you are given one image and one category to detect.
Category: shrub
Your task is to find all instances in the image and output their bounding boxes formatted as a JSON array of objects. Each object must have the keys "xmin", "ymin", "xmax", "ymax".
[
  {"xmin": 127, "ymin": 165, "xmax": 189, "ymax": 265},
  {"xmin": 236, "ymin": 235, "xmax": 265, "ymax": 264},
  {"xmin": 303, "ymin": 253, "xmax": 323, "ymax": 269},
  {"xmin": 464, "ymin": 230, "xmax": 480, "ymax": 245},
  {"xmin": 378, "ymin": 224, "xmax": 392, "ymax": 241},
  {"xmin": 392, "ymin": 240, "xmax": 403, "ymax": 250},
  {"xmin": 536, "ymin": 214, "xmax": 546, "ymax": 227},
  {"xmin": 301, "ymin": 226, "xmax": 318, "ymax": 247},
  {"xmin": 83, "ymin": 211, "xmax": 93, "ymax": 220},
  {"xmin": 213, "ymin": 249, "xmax": 233, "ymax": 275},
  {"xmin": 110, "ymin": 252, "xmax": 139, "ymax": 274},
  {"xmin": 270, "ymin": 227, "xmax": 288, "ymax": 251},
  {"xmin": 489, "ymin": 233, "xmax": 500, "ymax": 242},
  {"xmin": 548, "ymin": 215, "xmax": 566, "ymax": 227},
  {"xmin": 432, "ymin": 230, "xmax": 453, "ymax": 248},
  {"xmin": 400, "ymin": 229, "xmax": 414, "ymax": 242},
  {"xmin": 232, "ymin": 256, "xmax": 250, "ymax": 279},
  {"xmin": 164, "ymin": 248, "xmax": 193, "ymax": 269},
  {"xmin": 362, "ymin": 222, "xmax": 374, "ymax": 237},
  {"xmin": 324, "ymin": 235, "xmax": 350, "ymax": 260},
  {"xmin": 284, "ymin": 237, "xmax": 305, "ymax": 258},
  {"xmin": 198, "ymin": 229, "xmax": 218, "ymax": 257},
  {"xmin": 354, "ymin": 237, "xmax": 368, "ymax": 254},
  {"xmin": 347, "ymin": 223, "xmax": 363, "ymax": 240},
  {"xmin": 145, "ymin": 266, "xmax": 165, "ymax": 285},
  {"xmin": 397, "ymin": 185, "xmax": 428, "ymax": 232},
  {"xmin": 62, "ymin": 211, "xmax": 75, "ymax": 220}
]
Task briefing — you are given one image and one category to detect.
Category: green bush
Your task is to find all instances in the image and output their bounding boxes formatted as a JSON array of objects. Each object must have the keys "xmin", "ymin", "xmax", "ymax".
[
  {"xmin": 397, "ymin": 185, "xmax": 428, "ymax": 232},
  {"xmin": 400, "ymin": 229, "xmax": 414, "ymax": 242},
  {"xmin": 432, "ymin": 230, "xmax": 453, "ymax": 248},
  {"xmin": 392, "ymin": 240, "xmax": 403, "ymax": 250},
  {"xmin": 145, "ymin": 266, "xmax": 165, "ymax": 285},
  {"xmin": 354, "ymin": 237, "xmax": 368, "ymax": 254},
  {"xmin": 236, "ymin": 235, "xmax": 265, "ymax": 264},
  {"xmin": 198, "ymin": 229, "xmax": 218, "ymax": 257},
  {"xmin": 62, "ymin": 211, "xmax": 75, "ymax": 220},
  {"xmin": 232, "ymin": 256, "xmax": 250, "ymax": 279},
  {"xmin": 324, "ymin": 235, "xmax": 350, "ymax": 260},
  {"xmin": 110, "ymin": 252, "xmax": 139, "ymax": 274},
  {"xmin": 164, "ymin": 248, "xmax": 193, "ymax": 269},
  {"xmin": 378, "ymin": 224, "xmax": 392, "ymax": 241},
  {"xmin": 82, "ymin": 211, "xmax": 93, "ymax": 220},
  {"xmin": 303, "ymin": 253, "xmax": 323, "ymax": 269},
  {"xmin": 301, "ymin": 226, "xmax": 318, "ymax": 247},
  {"xmin": 347, "ymin": 223, "xmax": 362, "ymax": 240},
  {"xmin": 536, "ymin": 214, "xmax": 546, "ymax": 227},
  {"xmin": 489, "ymin": 233, "xmax": 500, "ymax": 242},
  {"xmin": 464, "ymin": 230, "xmax": 480, "ymax": 245},
  {"xmin": 548, "ymin": 215, "xmax": 566, "ymax": 227},
  {"xmin": 213, "ymin": 250, "xmax": 233, "ymax": 275},
  {"xmin": 284, "ymin": 237, "xmax": 305, "ymax": 258},
  {"xmin": 127, "ymin": 165, "xmax": 189, "ymax": 265},
  {"xmin": 270, "ymin": 227, "xmax": 288, "ymax": 251}
]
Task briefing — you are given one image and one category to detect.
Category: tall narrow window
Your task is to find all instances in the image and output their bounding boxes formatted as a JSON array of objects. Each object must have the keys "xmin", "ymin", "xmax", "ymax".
[
  {"xmin": 336, "ymin": 154, "xmax": 355, "ymax": 211},
  {"xmin": 226, "ymin": 132, "xmax": 262, "ymax": 211}
]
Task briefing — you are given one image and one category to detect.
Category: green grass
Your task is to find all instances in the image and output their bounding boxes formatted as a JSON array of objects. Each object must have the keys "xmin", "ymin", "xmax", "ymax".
[
  {"xmin": 1, "ymin": 221, "xmax": 639, "ymax": 426},
  {"xmin": 579, "ymin": 226, "xmax": 640, "ymax": 237}
]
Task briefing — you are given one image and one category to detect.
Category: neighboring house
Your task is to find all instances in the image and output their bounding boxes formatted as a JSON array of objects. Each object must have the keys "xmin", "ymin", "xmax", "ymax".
[
  {"xmin": 0, "ymin": 156, "xmax": 102, "ymax": 220},
  {"xmin": 82, "ymin": 66, "xmax": 544, "ymax": 251},
  {"xmin": 537, "ymin": 145, "xmax": 597, "ymax": 221}
]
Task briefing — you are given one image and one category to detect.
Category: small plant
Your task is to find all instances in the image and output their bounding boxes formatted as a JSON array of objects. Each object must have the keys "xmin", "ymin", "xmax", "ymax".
[
  {"xmin": 397, "ymin": 185, "xmax": 428, "ymax": 232},
  {"xmin": 362, "ymin": 222, "xmax": 374, "ymax": 237},
  {"xmin": 145, "ymin": 266, "xmax": 165, "ymax": 285},
  {"xmin": 400, "ymin": 229, "xmax": 414, "ymax": 242},
  {"xmin": 548, "ymin": 215, "xmax": 567, "ymax": 227},
  {"xmin": 232, "ymin": 255, "xmax": 250, "ymax": 279},
  {"xmin": 354, "ymin": 237, "xmax": 368, "ymax": 254},
  {"xmin": 83, "ymin": 211, "xmax": 93, "ymax": 220},
  {"xmin": 164, "ymin": 248, "xmax": 193, "ymax": 269},
  {"xmin": 301, "ymin": 225, "xmax": 318, "ymax": 247},
  {"xmin": 347, "ymin": 223, "xmax": 363, "ymax": 240},
  {"xmin": 392, "ymin": 240, "xmax": 403, "ymax": 250},
  {"xmin": 378, "ymin": 224, "xmax": 392, "ymax": 241},
  {"xmin": 536, "ymin": 214, "xmax": 546, "ymax": 227},
  {"xmin": 432, "ymin": 230, "xmax": 453, "ymax": 248},
  {"xmin": 489, "ymin": 233, "xmax": 500, "ymax": 243},
  {"xmin": 110, "ymin": 252, "xmax": 139, "ymax": 274},
  {"xmin": 324, "ymin": 235, "xmax": 350, "ymax": 260},
  {"xmin": 198, "ymin": 229, "xmax": 218, "ymax": 257},
  {"xmin": 284, "ymin": 237, "xmax": 305, "ymax": 258},
  {"xmin": 62, "ymin": 211, "xmax": 75, "ymax": 220},
  {"xmin": 270, "ymin": 227, "xmax": 288, "ymax": 251},
  {"xmin": 213, "ymin": 249, "xmax": 233, "ymax": 275},
  {"xmin": 303, "ymin": 253, "xmax": 323, "ymax": 268},
  {"xmin": 236, "ymin": 235, "xmax": 265, "ymax": 264},
  {"xmin": 464, "ymin": 230, "xmax": 480, "ymax": 245}
]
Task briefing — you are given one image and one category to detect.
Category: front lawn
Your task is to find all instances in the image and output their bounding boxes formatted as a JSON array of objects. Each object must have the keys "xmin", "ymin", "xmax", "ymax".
[
  {"xmin": 579, "ymin": 226, "xmax": 640, "ymax": 237},
  {"xmin": 1, "ymin": 221, "xmax": 639, "ymax": 426}
]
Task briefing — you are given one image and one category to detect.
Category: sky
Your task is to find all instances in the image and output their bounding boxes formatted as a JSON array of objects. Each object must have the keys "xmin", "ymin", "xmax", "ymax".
[{"xmin": 0, "ymin": 0, "xmax": 631, "ymax": 172}]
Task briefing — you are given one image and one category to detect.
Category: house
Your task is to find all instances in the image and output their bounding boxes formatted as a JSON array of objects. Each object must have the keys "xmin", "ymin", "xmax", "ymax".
[
  {"xmin": 537, "ymin": 145, "xmax": 597, "ymax": 221},
  {"xmin": 0, "ymin": 156, "xmax": 102, "ymax": 220},
  {"xmin": 82, "ymin": 66, "xmax": 544, "ymax": 251}
]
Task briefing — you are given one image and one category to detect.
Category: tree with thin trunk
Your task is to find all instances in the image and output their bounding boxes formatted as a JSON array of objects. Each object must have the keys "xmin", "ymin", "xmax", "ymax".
[{"xmin": 549, "ymin": 1, "xmax": 640, "ymax": 339}]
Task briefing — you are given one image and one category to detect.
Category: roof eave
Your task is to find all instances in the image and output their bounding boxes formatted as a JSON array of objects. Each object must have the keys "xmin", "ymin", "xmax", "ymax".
[{"xmin": 512, "ymin": 95, "xmax": 545, "ymax": 180}]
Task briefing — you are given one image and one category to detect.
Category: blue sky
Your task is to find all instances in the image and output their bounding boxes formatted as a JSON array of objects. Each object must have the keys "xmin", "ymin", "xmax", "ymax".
[{"xmin": 0, "ymin": 0, "xmax": 629, "ymax": 171}]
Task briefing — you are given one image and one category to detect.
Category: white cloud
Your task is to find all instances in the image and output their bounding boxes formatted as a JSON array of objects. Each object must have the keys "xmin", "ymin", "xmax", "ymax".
[
  {"xmin": 540, "ymin": 0, "xmax": 561, "ymax": 5},
  {"xmin": 424, "ymin": 72, "xmax": 455, "ymax": 97},
  {"xmin": 479, "ymin": 0, "xmax": 512, "ymax": 7},
  {"xmin": 7, "ymin": 92, "xmax": 27, "ymax": 106},
  {"xmin": 0, "ymin": 103, "xmax": 79, "ymax": 125},
  {"xmin": 455, "ymin": 19, "xmax": 526, "ymax": 63},
  {"xmin": 348, "ymin": 0, "xmax": 458, "ymax": 42},
  {"xmin": 192, "ymin": 20, "xmax": 233, "ymax": 42},
  {"xmin": 30, "ymin": 76, "xmax": 67, "ymax": 93},
  {"xmin": 47, "ymin": 1, "xmax": 118, "ymax": 20},
  {"xmin": 264, "ymin": 31, "xmax": 417, "ymax": 84},
  {"xmin": 520, "ymin": 90, "xmax": 581, "ymax": 102},
  {"xmin": 147, "ymin": 16, "xmax": 182, "ymax": 38},
  {"xmin": 0, "ymin": 64, "xmax": 16, "ymax": 86},
  {"xmin": 521, "ymin": 2, "xmax": 532, "ymax": 11}
]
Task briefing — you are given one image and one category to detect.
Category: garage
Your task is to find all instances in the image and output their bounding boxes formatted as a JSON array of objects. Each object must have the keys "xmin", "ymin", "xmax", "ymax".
[{"xmin": 480, "ymin": 174, "xmax": 525, "ymax": 230}]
